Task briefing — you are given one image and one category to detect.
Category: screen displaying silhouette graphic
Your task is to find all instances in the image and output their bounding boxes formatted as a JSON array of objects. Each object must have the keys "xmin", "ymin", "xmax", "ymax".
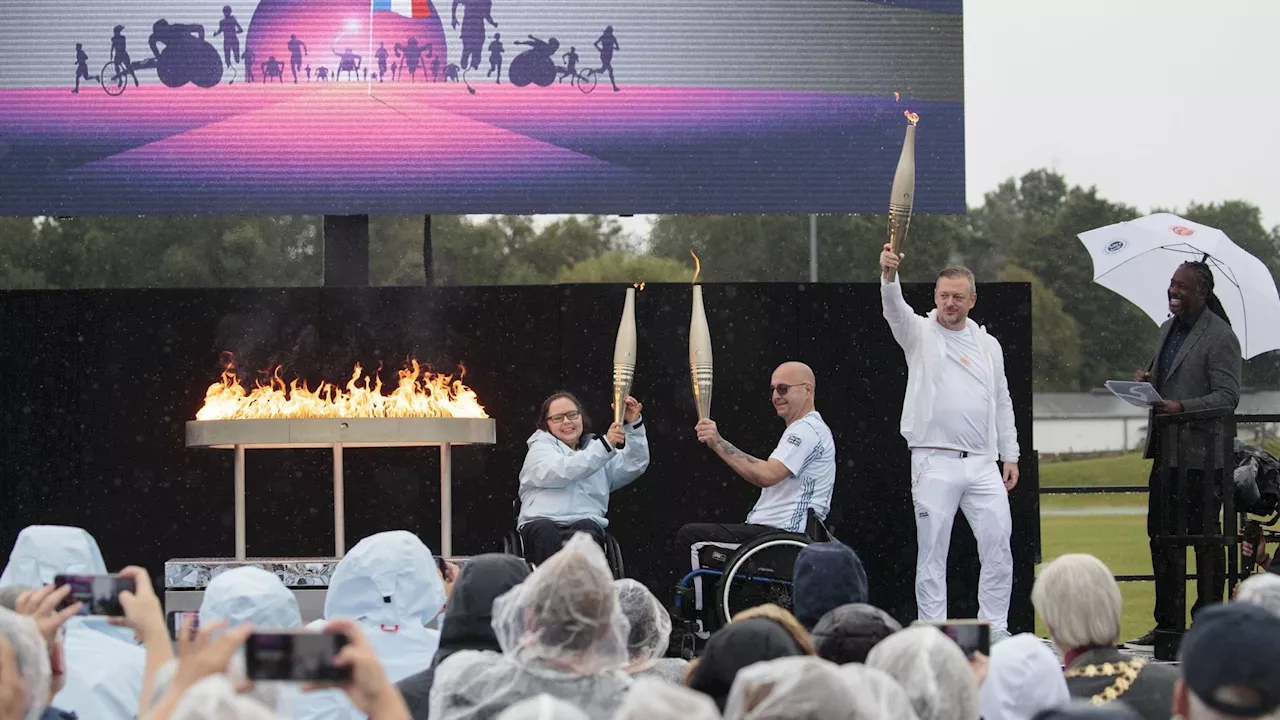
[{"xmin": 0, "ymin": 0, "xmax": 964, "ymax": 216}]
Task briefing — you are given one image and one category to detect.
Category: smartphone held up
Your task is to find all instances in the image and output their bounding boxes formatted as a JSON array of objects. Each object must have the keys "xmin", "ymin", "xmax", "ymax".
[
  {"xmin": 54, "ymin": 573, "xmax": 135, "ymax": 617},
  {"xmin": 245, "ymin": 630, "xmax": 351, "ymax": 683},
  {"xmin": 930, "ymin": 619, "xmax": 990, "ymax": 658}
]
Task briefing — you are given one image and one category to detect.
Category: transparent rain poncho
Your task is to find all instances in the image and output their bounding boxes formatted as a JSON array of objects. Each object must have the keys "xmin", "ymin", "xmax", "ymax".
[
  {"xmin": 979, "ymin": 633, "xmax": 1069, "ymax": 720},
  {"xmin": 0, "ymin": 525, "xmax": 145, "ymax": 720},
  {"xmin": 0, "ymin": 607, "xmax": 52, "ymax": 720},
  {"xmin": 493, "ymin": 694, "xmax": 589, "ymax": 720},
  {"xmin": 169, "ymin": 675, "xmax": 282, "ymax": 720},
  {"xmin": 723, "ymin": 656, "xmax": 856, "ymax": 720},
  {"xmin": 614, "ymin": 579, "xmax": 671, "ymax": 665},
  {"xmin": 614, "ymin": 677, "xmax": 720, "ymax": 720},
  {"xmin": 427, "ymin": 533, "xmax": 633, "ymax": 720},
  {"xmin": 1236, "ymin": 572, "xmax": 1280, "ymax": 619},
  {"xmin": 866, "ymin": 624, "xmax": 980, "ymax": 720},
  {"xmin": 837, "ymin": 663, "xmax": 920, "ymax": 720}
]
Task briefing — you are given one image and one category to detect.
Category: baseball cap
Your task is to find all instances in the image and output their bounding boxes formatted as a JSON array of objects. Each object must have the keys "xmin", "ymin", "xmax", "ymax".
[{"xmin": 1180, "ymin": 602, "xmax": 1280, "ymax": 716}]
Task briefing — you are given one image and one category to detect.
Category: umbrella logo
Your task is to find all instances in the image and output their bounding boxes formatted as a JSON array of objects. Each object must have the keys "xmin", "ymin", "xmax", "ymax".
[
  {"xmin": 1171, "ymin": 225, "xmax": 1196, "ymax": 237},
  {"xmin": 1105, "ymin": 239, "xmax": 1127, "ymax": 254}
]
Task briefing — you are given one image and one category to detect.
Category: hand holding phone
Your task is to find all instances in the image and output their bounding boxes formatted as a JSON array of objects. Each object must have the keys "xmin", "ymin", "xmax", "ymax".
[
  {"xmin": 167, "ymin": 611, "xmax": 200, "ymax": 641},
  {"xmin": 54, "ymin": 574, "xmax": 135, "ymax": 617},
  {"xmin": 245, "ymin": 630, "xmax": 351, "ymax": 682}
]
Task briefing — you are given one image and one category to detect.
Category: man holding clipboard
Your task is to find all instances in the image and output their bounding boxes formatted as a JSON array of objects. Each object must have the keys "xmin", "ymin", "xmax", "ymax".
[{"xmin": 1124, "ymin": 261, "xmax": 1242, "ymax": 648}]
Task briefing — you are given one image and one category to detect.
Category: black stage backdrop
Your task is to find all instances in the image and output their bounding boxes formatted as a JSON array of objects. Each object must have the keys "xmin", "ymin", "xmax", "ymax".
[{"xmin": 0, "ymin": 283, "xmax": 1038, "ymax": 631}]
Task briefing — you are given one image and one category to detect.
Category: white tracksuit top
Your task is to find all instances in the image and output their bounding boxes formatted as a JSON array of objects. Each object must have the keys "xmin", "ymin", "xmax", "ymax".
[{"xmin": 880, "ymin": 277, "xmax": 1019, "ymax": 464}]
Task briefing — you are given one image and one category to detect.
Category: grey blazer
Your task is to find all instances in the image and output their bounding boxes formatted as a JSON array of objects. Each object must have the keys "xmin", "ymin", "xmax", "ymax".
[{"xmin": 1142, "ymin": 308, "xmax": 1242, "ymax": 468}]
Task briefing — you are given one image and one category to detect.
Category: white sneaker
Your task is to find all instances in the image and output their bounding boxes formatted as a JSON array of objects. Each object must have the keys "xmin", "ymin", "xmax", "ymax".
[{"xmin": 990, "ymin": 628, "xmax": 1013, "ymax": 645}]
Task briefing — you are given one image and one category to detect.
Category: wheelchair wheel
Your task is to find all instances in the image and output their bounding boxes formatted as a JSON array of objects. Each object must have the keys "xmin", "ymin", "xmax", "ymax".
[
  {"xmin": 101, "ymin": 62, "xmax": 127, "ymax": 96},
  {"xmin": 604, "ymin": 534, "xmax": 625, "ymax": 579},
  {"xmin": 714, "ymin": 534, "xmax": 810, "ymax": 627},
  {"xmin": 576, "ymin": 69, "xmax": 597, "ymax": 94}
]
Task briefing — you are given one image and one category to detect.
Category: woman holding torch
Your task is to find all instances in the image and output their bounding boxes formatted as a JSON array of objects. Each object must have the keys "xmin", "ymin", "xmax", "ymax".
[{"xmin": 516, "ymin": 391, "xmax": 649, "ymax": 566}]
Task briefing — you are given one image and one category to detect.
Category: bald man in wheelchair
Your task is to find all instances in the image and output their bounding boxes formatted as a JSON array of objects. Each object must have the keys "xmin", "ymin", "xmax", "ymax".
[{"xmin": 675, "ymin": 361, "xmax": 838, "ymax": 610}]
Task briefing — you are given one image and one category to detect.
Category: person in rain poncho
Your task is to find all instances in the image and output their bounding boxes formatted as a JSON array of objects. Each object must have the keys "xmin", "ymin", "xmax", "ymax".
[
  {"xmin": 810, "ymin": 603, "xmax": 901, "ymax": 664},
  {"xmin": 493, "ymin": 694, "xmax": 588, "ymax": 720},
  {"xmin": 614, "ymin": 677, "xmax": 719, "ymax": 720},
  {"xmin": 722, "ymin": 656, "xmax": 855, "ymax": 720},
  {"xmin": 685, "ymin": 617, "xmax": 806, "ymax": 712},
  {"xmin": 1031, "ymin": 703, "xmax": 1143, "ymax": 720},
  {"xmin": 979, "ymin": 633, "xmax": 1069, "ymax": 720},
  {"xmin": 518, "ymin": 392, "xmax": 649, "ymax": 566},
  {"xmin": 399, "ymin": 554, "xmax": 531, "ymax": 718},
  {"xmin": 0, "ymin": 525, "xmax": 145, "ymax": 720},
  {"xmin": 296, "ymin": 530, "xmax": 448, "ymax": 720},
  {"xmin": 1235, "ymin": 572, "xmax": 1280, "ymax": 619},
  {"xmin": 836, "ymin": 664, "xmax": 919, "ymax": 720},
  {"xmin": 613, "ymin": 579, "xmax": 687, "ymax": 683},
  {"xmin": 0, "ymin": 607, "xmax": 52, "ymax": 720},
  {"xmin": 427, "ymin": 533, "xmax": 633, "ymax": 720},
  {"xmin": 148, "ymin": 566, "xmax": 305, "ymax": 713},
  {"xmin": 866, "ymin": 624, "xmax": 980, "ymax": 720}
]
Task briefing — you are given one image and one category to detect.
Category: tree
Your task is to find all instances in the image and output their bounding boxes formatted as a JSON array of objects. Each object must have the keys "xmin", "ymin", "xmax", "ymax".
[
  {"xmin": 998, "ymin": 265, "xmax": 1082, "ymax": 392},
  {"xmin": 556, "ymin": 252, "xmax": 689, "ymax": 283}
]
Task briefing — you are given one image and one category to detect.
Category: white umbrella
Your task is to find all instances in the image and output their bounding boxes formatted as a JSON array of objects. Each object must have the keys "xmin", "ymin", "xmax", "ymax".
[{"xmin": 1077, "ymin": 212, "xmax": 1280, "ymax": 359}]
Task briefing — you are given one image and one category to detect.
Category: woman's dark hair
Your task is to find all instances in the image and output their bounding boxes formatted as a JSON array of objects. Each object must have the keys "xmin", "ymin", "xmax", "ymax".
[
  {"xmin": 536, "ymin": 391, "xmax": 592, "ymax": 434},
  {"xmin": 1181, "ymin": 260, "xmax": 1231, "ymax": 326}
]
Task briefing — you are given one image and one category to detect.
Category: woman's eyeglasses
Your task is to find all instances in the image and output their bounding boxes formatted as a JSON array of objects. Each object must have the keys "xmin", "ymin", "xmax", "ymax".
[
  {"xmin": 769, "ymin": 383, "xmax": 812, "ymax": 396},
  {"xmin": 546, "ymin": 410, "xmax": 582, "ymax": 425}
]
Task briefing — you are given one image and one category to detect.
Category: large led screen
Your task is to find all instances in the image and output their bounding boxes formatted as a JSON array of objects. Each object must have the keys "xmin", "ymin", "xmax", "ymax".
[{"xmin": 0, "ymin": 0, "xmax": 963, "ymax": 216}]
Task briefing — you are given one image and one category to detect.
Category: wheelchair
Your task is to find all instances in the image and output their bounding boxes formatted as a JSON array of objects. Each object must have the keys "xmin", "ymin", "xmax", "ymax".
[
  {"xmin": 672, "ymin": 509, "xmax": 836, "ymax": 657},
  {"xmin": 500, "ymin": 500, "xmax": 626, "ymax": 579}
]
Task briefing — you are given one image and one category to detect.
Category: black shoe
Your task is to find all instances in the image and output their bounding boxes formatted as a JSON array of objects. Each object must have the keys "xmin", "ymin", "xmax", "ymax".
[{"xmin": 1125, "ymin": 630, "xmax": 1156, "ymax": 648}]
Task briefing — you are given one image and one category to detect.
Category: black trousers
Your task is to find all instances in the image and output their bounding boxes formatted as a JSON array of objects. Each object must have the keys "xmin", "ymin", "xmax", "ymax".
[
  {"xmin": 675, "ymin": 522, "xmax": 779, "ymax": 564},
  {"xmin": 1148, "ymin": 464, "xmax": 1225, "ymax": 630},
  {"xmin": 519, "ymin": 518, "xmax": 606, "ymax": 566}
]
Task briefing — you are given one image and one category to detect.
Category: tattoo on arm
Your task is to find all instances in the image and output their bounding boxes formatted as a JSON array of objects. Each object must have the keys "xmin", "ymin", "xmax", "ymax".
[{"xmin": 715, "ymin": 437, "xmax": 759, "ymax": 464}]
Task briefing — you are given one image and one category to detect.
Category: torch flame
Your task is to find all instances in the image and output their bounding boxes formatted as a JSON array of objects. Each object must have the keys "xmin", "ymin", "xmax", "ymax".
[
  {"xmin": 690, "ymin": 250, "xmax": 702, "ymax": 284},
  {"xmin": 904, "ymin": 110, "xmax": 920, "ymax": 126},
  {"xmin": 633, "ymin": 281, "xmax": 646, "ymax": 291},
  {"xmin": 195, "ymin": 358, "xmax": 488, "ymax": 420},
  {"xmin": 893, "ymin": 91, "xmax": 900, "ymax": 101}
]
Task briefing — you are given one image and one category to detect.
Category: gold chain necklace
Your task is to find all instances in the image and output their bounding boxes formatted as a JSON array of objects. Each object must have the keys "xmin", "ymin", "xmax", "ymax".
[{"xmin": 1064, "ymin": 659, "xmax": 1146, "ymax": 705}]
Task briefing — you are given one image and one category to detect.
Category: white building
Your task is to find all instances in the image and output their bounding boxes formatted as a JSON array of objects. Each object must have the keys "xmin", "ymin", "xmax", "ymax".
[{"xmin": 1033, "ymin": 391, "xmax": 1280, "ymax": 455}]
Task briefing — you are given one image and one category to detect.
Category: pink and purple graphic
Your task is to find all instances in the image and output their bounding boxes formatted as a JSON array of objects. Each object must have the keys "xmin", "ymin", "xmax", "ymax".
[{"xmin": 0, "ymin": 0, "xmax": 966, "ymax": 217}]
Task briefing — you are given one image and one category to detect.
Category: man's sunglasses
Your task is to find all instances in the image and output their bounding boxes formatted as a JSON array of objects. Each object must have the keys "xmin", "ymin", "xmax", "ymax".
[
  {"xmin": 770, "ymin": 383, "xmax": 812, "ymax": 396},
  {"xmin": 546, "ymin": 410, "xmax": 582, "ymax": 425}
]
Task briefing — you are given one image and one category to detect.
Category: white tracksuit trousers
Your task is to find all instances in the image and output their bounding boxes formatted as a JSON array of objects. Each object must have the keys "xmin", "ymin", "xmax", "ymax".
[{"xmin": 910, "ymin": 448, "xmax": 1012, "ymax": 630}]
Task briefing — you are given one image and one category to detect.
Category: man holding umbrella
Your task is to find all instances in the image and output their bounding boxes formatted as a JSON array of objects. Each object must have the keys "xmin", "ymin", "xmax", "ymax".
[{"xmin": 1128, "ymin": 260, "xmax": 1241, "ymax": 648}]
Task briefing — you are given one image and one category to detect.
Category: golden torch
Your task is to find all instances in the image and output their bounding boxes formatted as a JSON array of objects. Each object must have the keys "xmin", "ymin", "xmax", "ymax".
[
  {"xmin": 612, "ymin": 287, "xmax": 637, "ymax": 448},
  {"xmin": 886, "ymin": 110, "xmax": 919, "ymax": 282},
  {"xmin": 689, "ymin": 251, "xmax": 713, "ymax": 420}
]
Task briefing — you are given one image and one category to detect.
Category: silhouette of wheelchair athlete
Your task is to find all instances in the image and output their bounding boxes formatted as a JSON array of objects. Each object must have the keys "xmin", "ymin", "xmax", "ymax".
[
  {"xmin": 509, "ymin": 35, "xmax": 559, "ymax": 87},
  {"xmin": 147, "ymin": 19, "xmax": 224, "ymax": 88}
]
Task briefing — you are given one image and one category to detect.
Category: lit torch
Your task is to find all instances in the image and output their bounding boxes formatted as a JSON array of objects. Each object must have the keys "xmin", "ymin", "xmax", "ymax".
[
  {"xmin": 689, "ymin": 251, "xmax": 713, "ymax": 420},
  {"xmin": 612, "ymin": 287, "xmax": 637, "ymax": 448},
  {"xmin": 887, "ymin": 110, "xmax": 919, "ymax": 282}
]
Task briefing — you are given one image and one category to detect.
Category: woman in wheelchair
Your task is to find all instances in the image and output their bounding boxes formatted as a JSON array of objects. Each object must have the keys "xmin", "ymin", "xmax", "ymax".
[{"xmin": 516, "ymin": 391, "xmax": 648, "ymax": 566}]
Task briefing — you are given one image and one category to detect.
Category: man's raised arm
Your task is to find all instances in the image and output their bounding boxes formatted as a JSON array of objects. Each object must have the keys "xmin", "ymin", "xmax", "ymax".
[{"xmin": 696, "ymin": 419, "xmax": 790, "ymax": 488}]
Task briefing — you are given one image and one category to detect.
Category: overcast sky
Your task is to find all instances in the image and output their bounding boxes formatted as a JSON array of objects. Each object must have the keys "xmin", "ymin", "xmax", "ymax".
[{"xmin": 593, "ymin": 0, "xmax": 1280, "ymax": 238}]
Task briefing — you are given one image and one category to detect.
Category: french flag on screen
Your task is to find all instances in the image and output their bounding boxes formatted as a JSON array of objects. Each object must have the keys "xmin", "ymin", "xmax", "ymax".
[{"xmin": 372, "ymin": 0, "xmax": 430, "ymax": 18}]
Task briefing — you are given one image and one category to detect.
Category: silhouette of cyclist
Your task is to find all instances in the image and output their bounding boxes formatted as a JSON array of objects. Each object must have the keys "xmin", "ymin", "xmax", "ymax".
[
  {"xmin": 594, "ymin": 25, "xmax": 619, "ymax": 92},
  {"xmin": 287, "ymin": 34, "xmax": 308, "ymax": 83},
  {"xmin": 213, "ymin": 5, "xmax": 243, "ymax": 66},
  {"xmin": 73, "ymin": 43, "xmax": 93, "ymax": 94},
  {"xmin": 109, "ymin": 25, "xmax": 139, "ymax": 88},
  {"xmin": 333, "ymin": 48, "xmax": 362, "ymax": 81},
  {"xmin": 487, "ymin": 33, "xmax": 503, "ymax": 82},
  {"xmin": 451, "ymin": 0, "xmax": 497, "ymax": 71},
  {"xmin": 394, "ymin": 38, "xmax": 432, "ymax": 82},
  {"xmin": 558, "ymin": 46, "xmax": 578, "ymax": 83},
  {"xmin": 149, "ymin": 19, "xmax": 205, "ymax": 61}
]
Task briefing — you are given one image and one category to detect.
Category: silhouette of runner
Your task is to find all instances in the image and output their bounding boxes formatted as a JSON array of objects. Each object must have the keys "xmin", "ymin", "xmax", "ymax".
[
  {"xmin": 213, "ymin": 5, "xmax": 243, "ymax": 66},
  {"xmin": 109, "ymin": 25, "xmax": 139, "ymax": 88},
  {"xmin": 431, "ymin": 55, "xmax": 441, "ymax": 81},
  {"xmin": 558, "ymin": 46, "xmax": 577, "ymax": 83},
  {"xmin": 243, "ymin": 47, "xmax": 255, "ymax": 81},
  {"xmin": 394, "ymin": 38, "xmax": 432, "ymax": 82},
  {"xmin": 287, "ymin": 34, "xmax": 308, "ymax": 83},
  {"xmin": 594, "ymin": 25, "xmax": 619, "ymax": 92},
  {"xmin": 451, "ymin": 0, "xmax": 497, "ymax": 71},
  {"xmin": 306, "ymin": 64, "xmax": 312, "ymax": 81},
  {"xmin": 363, "ymin": 67, "xmax": 368, "ymax": 82},
  {"xmin": 375, "ymin": 42, "xmax": 389, "ymax": 78},
  {"xmin": 73, "ymin": 44, "xmax": 94, "ymax": 93},
  {"xmin": 391, "ymin": 62, "xmax": 398, "ymax": 81},
  {"xmin": 487, "ymin": 33, "xmax": 503, "ymax": 82},
  {"xmin": 333, "ymin": 48, "xmax": 361, "ymax": 81},
  {"xmin": 262, "ymin": 55, "xmax": 284, "ymax": 83}
]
